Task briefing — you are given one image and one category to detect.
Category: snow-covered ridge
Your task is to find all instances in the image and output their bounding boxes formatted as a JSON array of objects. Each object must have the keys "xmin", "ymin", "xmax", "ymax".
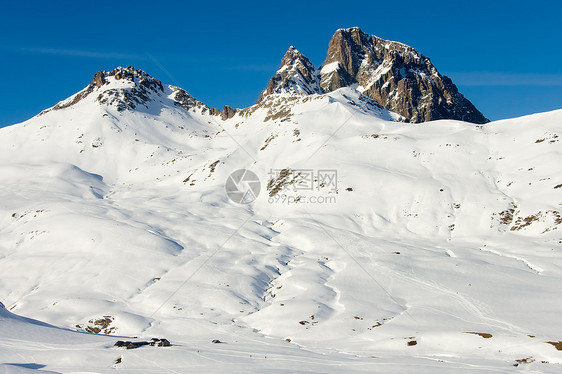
[{"xmin": 38, "ymin": 65, "xmax": 244, "ymax": 124}]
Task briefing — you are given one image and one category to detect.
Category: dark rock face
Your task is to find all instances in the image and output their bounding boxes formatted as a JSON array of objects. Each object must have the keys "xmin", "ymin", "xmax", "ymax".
[
  {"xmin": 320, "ymin": 27, "xmax": 375, "ymax": 91},
  {"xmin": 320, "ymin": 27, "xmax": 488, "ymax": 123},
  {"xmin": 257, "ymin": 46, "xmax": 321, "ymax": 103},
  {"xmin": 220, "ymin": 105, "xmax": 237, "ymax": 120},
  {"xmin": 259, "ymin": 27, "xmax": 488, "ymax": 124},
  {"xmin": 93, "ymin": 71, "xmax": 106, "ymax": 87},
  {"xmin": 208, "ymin": 107, "xmax": 221, "ymax": 116}
]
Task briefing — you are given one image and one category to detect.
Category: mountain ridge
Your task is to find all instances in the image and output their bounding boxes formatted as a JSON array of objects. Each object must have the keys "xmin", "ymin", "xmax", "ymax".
[
  {"xmin": 260, "ymin": 27, "xmax": 489, "ymax": 124},
  {"xmin": 34, "ymin": 27, "xmax": 487, "ymax": 126}
]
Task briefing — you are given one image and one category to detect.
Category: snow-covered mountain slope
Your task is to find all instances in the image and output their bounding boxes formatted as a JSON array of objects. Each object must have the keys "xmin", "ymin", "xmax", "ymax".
[{"xmin": 0, "ymin": 67, "xmax": 561, "ymax": 373}]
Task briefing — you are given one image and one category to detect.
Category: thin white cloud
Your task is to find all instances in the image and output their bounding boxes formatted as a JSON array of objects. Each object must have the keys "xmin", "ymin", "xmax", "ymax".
[
  {"xmin": 222, "ymin": 64, "xmax": 279, "ymax": 72},
  {"xmin": 445, "ymin": 72, "xmax": 562, "ymax": 87},
  {"xmin": 14, "ymin": 46, "xmax": 146, "ymax": 60}
]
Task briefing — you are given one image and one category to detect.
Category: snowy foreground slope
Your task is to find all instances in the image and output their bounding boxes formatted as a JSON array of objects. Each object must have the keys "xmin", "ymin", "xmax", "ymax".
[{"xmin": 0, "ymin": 68, "xmax": 561, "ymax": 373}]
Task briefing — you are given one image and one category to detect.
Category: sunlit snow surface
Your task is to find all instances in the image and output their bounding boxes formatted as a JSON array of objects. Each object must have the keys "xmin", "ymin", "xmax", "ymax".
[{"xmin": 0, "ymin": 79, "xmax": 561, "ymax": 372}]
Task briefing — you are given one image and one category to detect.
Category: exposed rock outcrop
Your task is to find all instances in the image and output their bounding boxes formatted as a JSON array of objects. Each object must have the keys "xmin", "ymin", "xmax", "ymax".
[
  {"xmin": 96, "ymin": 66, "xmax": 164, "ymax": 111},
  {"xmin": 93, "ymin": 71, "xmax": 106, "ymax": 87},
  {"xmin": 220, "ymin": 105, "xmax": 237, "ymax": 120},
  {"xmin": 41, "ymin": 66, "xmax": 167, "ymax": 114},
  {"xmin": 172, "ymin": 85, "xmax": 205, "ymax": 112}
]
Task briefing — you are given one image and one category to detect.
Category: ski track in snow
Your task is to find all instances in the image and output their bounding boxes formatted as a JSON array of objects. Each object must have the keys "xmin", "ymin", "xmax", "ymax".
[{"xmin": 479, "ymin": 247, "xmax": 544, "ymax": 274}]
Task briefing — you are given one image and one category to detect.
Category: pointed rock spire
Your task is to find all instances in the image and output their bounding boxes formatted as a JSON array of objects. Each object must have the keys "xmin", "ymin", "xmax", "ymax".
[{"xmin": 257, "ymin": 46, "xmax": 322, "ymax": 103}]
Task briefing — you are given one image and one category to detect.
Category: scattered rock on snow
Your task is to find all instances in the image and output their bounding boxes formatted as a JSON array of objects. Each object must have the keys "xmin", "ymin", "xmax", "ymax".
[{"xmin": 114, "ymin": 338, "xmax": 171, "ymax": 349}]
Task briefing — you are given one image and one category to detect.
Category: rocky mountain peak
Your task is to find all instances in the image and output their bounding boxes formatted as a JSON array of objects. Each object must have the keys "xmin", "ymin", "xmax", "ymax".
[
  {"xmin": 85, "ymin": 66, "xmax": 165, "ymax": 94},
  {"xmin": 319, "ymin": 27, "xmax": 488, "ymax": 123},
  {"xmin": 257, "ymin": 46, "xmax": 321, "ymax": 103},
  {"xmin": 41, "ymin": 66, "xmax": 166, "ymax": 115},
  {"xmin": 280, "ymin": 46, "xmax": 311, "ymax": 67},
  {"xmin": 93, "ymin": 66, "xmax": 165, "ymax": 111},
  {"xmin": 259, "ymin": 27, "xmax": 488, "ymax": 124}
]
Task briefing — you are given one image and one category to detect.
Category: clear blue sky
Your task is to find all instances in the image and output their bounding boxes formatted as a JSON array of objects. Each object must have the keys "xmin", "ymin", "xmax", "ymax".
[{"xmin": 1, "ymin": 0, "xmax": 561, "ymax": 127}]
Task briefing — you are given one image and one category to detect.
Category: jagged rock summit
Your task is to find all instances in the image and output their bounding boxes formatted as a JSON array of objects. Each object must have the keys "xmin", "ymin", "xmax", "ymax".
[
  {"xmin": 41, "ymin": 66, "xmax": 168, "ymax": 114},
  {"xmin": 257, "ymin": 46, "xmax": 321, "ymax": 103},
  {"xmin": 260, "ymin": 27, "xmax": 489, "ymax": 124}
]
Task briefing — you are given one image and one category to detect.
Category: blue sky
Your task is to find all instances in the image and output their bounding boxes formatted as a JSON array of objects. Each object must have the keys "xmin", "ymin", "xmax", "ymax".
[{"xmin": 1, "ymin": 0, "xmax": 561, "ymax": 127}]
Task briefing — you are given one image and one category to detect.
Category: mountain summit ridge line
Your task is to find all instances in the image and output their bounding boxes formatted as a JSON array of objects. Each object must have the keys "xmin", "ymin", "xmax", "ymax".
[
  {"xmin": 260, "ymin": 27, "xmax": 488, "ymax": 124},
  {"xmin": 38, "ymin": 27, "xmax": 487, "ymax": 126}
]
